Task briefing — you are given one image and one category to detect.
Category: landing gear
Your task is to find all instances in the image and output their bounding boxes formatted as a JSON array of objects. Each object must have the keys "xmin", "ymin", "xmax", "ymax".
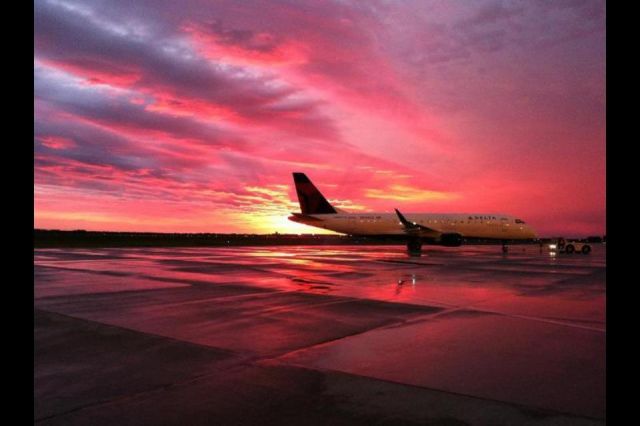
[
  {"xmin": 407, "ymin": 238, "xmax": 422, "ymax": 257},
  {"xmin": 502, "ymin": 241, "xmax": 508, "ymax": 253}
]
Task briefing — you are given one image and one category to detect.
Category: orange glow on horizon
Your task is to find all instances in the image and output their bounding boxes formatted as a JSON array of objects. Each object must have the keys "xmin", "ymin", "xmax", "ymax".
[{"xmin": 365, "ymin": 185, "xmax": 458, "ymax": 203}]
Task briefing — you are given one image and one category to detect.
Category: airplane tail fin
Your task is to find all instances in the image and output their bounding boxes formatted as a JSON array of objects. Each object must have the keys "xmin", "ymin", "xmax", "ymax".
[{"xmin": 292, "ymin": 172, "xmax": 337, "ymax": 214}]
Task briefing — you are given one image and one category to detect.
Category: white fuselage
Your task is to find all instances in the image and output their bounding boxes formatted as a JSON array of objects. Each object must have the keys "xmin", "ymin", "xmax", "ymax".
[{"xmin": 290, "ymin": 212, "xmax": 536, "ymax": 240}]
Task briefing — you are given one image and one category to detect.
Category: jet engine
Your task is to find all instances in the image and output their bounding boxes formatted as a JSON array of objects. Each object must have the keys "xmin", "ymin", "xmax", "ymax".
[{"xmin": 439, "ymin": 233, "xmax": 464, "ymax": 247}]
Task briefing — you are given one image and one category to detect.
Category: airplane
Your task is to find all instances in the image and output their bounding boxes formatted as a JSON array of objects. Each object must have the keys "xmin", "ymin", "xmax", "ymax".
[{"xmin": 288, "ymin": 172, "xmax": 537, "ymax": 255}]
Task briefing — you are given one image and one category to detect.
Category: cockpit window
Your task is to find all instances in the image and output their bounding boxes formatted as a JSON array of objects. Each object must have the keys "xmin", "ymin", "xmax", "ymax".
[{"xmin": 515, "ymin": 219, "xmax": 525, "ymax": 224}]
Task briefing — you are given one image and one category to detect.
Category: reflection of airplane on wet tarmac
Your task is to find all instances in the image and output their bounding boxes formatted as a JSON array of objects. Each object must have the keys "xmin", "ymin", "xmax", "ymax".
[{"xmin": 288, "ymin": 172, "xmax": 537, "ymax": 255}]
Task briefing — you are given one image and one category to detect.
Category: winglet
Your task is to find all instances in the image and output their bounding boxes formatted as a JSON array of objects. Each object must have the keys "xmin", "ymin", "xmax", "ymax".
[
  {"xmin": 395, "ymin": 208, "xmax": 413, "ymax": 227},
  {"xmin": 395, "ymin": 208, "xmax": 436, "ymax": 233}
]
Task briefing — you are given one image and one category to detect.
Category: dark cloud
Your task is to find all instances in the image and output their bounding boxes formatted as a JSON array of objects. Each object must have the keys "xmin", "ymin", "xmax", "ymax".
[
  {"xmin": 207, "ymin": 20, "xmax": 280, "ymax": 53},
  {"xmin": 34, "ymin": 0, "xmax": 338, "ymax": 140},
  {"xmin": 457, "ymin": 1, "xmax": 524, "ymax": 27},
  {"xmin": 35, "ymin": 119, "xmax": 150, "ymax": 173},
  {"xmin": 35, "ymin": 66, "xmax": 245, "ymax": 146}
]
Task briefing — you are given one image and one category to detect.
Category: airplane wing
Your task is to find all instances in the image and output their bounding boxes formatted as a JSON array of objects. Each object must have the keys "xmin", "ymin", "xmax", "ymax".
[{"xmin": 394, "ymin": 208, "xmax": 439, "ymax": 235}]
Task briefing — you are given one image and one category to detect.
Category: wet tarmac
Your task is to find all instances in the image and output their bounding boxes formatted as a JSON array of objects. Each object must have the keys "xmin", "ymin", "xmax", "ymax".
[{"xmin": 34, "ymin": 244, "xmax": 605, "ymax": 425}]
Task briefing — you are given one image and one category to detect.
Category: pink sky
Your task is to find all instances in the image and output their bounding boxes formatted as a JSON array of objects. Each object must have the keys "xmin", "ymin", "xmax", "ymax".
[{"xmin": 34, "ymin": 0, "xmax": 605, "ymax": 237}]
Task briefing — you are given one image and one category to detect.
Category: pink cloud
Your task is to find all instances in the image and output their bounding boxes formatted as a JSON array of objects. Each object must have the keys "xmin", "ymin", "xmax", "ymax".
[{"xmin": 39, "ymin": 136, "xmax": 76, "ymax": 150}]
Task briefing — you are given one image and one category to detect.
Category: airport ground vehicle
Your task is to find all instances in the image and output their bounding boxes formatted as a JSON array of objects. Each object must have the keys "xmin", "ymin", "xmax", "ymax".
[{"xmin": 549, "ymin": 238, "xmax": 592, "ymax": 254}]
